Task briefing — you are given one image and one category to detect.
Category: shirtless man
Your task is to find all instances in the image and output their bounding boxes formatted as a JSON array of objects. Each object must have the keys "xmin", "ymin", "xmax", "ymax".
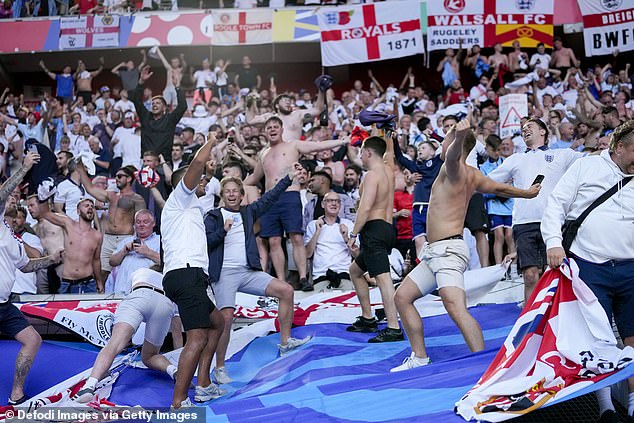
[
  {"xmin": 26, "ymin": 196, "xmax": 65, "ymax": 294},
  {"xmin": 246, "ymin": 87, "xmax": 325, "ymax": 142},
  {"xmin": 489, "ymin": 43, "xmax": 509, "ymax": 71},
  {"xmin": 508, "ymin": 40, "xmax": 529, "ymax": 74},
  {"xmin": 40, "ymin": 198, "xmax": 104, "ymax": 293},
  {"xmin": 390, "ymin": 119, "xmax": 540, "ymax": 372},
  {"xmin": 344, "ymin": 135, "xmax": 401, "ymax": 343},
  {"xmin": 244, "ymin": 116, "xmax": 348, "ymax": 291},
  {"xmin": 77, "ymin": 164, "xmax": 146, "ymax": 282},
  {"xmin": 549, "ymin": 37, "xmax": 580, "ymax": 73},
  {"xmin": 155, "ymin": 47, "xmax": 187, "ymax": 110},
  {"xmin": 75, "ymin": 57, "xmax": 104, "ymax": 105}
]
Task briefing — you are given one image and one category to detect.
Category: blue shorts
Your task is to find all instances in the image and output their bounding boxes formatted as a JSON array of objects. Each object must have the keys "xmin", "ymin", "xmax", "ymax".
[
  {"xmin": 412, "ymin": 204, "xmax": 428, "ymax": 238},
  {"xmin": 259, "ymin": 191, "xmax": 304, "ymax": 238},
  {"xmin": 0, "ymin": 302, "xmax": 30, "ymax": 337},
  {"xmin": 489, "ymin": 214, "xmax": 512, "ymax": 230},
  {"xmin": 60, "ymin": 277, "xmax": 97, "ymax": 294},
  {"xmin": 575, "ymin": 257, "xmax": 634, "ymax": 339}
]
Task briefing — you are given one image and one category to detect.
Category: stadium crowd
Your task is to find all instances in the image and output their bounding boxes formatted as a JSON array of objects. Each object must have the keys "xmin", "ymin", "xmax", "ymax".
[{"xmin": 1, "ymin": 38, "xmax": 633, "ymax": 414}]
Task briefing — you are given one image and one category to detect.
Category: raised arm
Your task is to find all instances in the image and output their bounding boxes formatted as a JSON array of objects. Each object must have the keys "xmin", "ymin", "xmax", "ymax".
[
  {"xmin": 183, "ymin": 134, "xmax": 216, "ymax": 191},
  {"xmin": 137, "ymin": 49, "xmax": 148, "ymax": 71},
  {"xmin": 0, "ymin": 151, "xmax": 39, "ymax": 215},
  {"xmin": 0, "ymin": 112, "xmax": 18, "ymax": 127},
  {"xmin": 155, "ymin": 46, "xmax": 171, "ymax": 71},
  {"xmin": 367, "ymin": 69, "xmax": 385, "ymax": 93},
  {"xmin": 111, "ymin": 62, "xmax": 125, "ymax": 75},
  {"xmin": 90, "ymin": 57, "xmax": 105, "ymax": 78},
  {"xmin": 76, "ymin": 162, "xmax": 109, "ymax": 202},
  {"xmin": 39, "ymin": 199, "xmax": 71, "ymax": 229},
  {"xmin": 39, "ymin": 60, "xmax": 56, "ymax": 80},
  {"xmin": 383, "ymin": 132, "xmax": 395, "ymax": 171},
  {"xmin": 444, "ymin": 119, "xmax": 468, "ymax": 182}
]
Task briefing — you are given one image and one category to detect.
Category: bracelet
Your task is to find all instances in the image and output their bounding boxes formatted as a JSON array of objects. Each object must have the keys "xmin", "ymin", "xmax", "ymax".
[{"xmin": 350, "ymin": 233, "xmax": 358, "ymax": 238}]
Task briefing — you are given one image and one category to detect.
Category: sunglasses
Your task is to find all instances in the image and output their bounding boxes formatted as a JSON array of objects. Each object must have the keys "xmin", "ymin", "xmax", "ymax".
[{"xmin": 115, "ymin": 174, "xmax": 129, "ymax": 179}]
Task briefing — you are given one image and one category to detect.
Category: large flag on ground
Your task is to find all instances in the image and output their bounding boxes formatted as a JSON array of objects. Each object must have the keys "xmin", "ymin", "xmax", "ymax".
[
  {"xmin": 426, "ymin": 0, "xmax": 554, "ymax": 52},
  {"xmin": 456, "ymin": 260, "xmax": 634, "ymax": 422},
  {"xmin": 212, "ymin": 9, "xmax": 273, "ymax": 45},
  {"xmin": 318, "ymin": 1, "xmax": 424, "ymax": 67},
  {"xmin": 577, "ymin": 0, "xmax": 634, "ymax": 57},
  {"xmin": 59, "ymin": 15, "xmax": 120, "ymax": 50}
]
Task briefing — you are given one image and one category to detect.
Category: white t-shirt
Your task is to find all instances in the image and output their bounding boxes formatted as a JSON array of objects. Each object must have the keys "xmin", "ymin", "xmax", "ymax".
[
  {"xmin": 114, "ymin": 99, "xmax": 136, "ymax": 115},
  {"xmin": 179, "ymin": 116, "xmax": 218, "ymax": 135},
  {"xmin": 193, "ymin": 70, "xmax": 216, "ymax": 89},
  {"xmin": 215, "ymin": 67, "xmax": 228, "ymax": 86},
  {"xmin": 69, "ymin": 134, "xmax": 90, "ymax": 156},
  {"xmin": 304, "ymin": 218, "xmax": 355, "ymax": 278},
  {"xmin": 54, "ymin": 179, "xmax": 84, "ymax": 221},
  {"xmin": 0, "ymin": 216, "xmax": 29, "ymax": 302},
  {"xmin": 95, "ymin": 97, "xmax": 115, "ymax": 111},
  {"xmin": 199, "ymin": 177, "xmax": 220, "ymax": 213},
  {"xmin": 220, "ymin": 208, "xmax": 248, "ymax": 268},
  {"xmin": 529, "ymin": 53, "xmax": 550, "ymax": 70},
  {"xmin": 161, "ymin": 180, "xmax": 209, "ymax": 275},
  {"xmin": 112, "ymin": 233, "xmax": 161, "ymax": 294},
  {"xmin": 112, "ymin": 127, "xmax": 141, "ymax": 168},
  {"xmin": 13, "ymin": 232, "xmax": 44, "ymax": 295},
  {"xmin": 487, "ymin": 147, "xmax": 584, "ymax": 225}
]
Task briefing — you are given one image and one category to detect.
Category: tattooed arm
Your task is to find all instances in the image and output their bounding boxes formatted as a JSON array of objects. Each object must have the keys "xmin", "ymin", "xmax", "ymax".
[
  {"xmin": 0, "ymin": 151, "xmax": 40, "ymax": 215},
  {"xmin": 19, "ymin": 250, "xmax": 63, "ymax": 273}
]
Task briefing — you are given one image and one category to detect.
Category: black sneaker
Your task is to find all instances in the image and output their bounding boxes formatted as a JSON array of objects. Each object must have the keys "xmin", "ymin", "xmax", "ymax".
[
  {"xmin": 598, "ymin": 410, "xmax": 618, "ymax": 423},
  {"xmin": 346, "ymin": 316, "xmax": 378, "ymax": 333},
  {"xmin": 368, "ymin": 327, "xmax": 404, "ymax": 343},
  {"xmin": 300, "ymin": 278, "xmax": 314, "ymax": 292}
]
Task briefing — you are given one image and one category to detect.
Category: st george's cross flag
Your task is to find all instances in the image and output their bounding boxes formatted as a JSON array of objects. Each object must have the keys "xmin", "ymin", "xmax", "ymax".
[
  {"xmin": 456, "ymin": 259, "xmax": 634, "ymax": 422},
  {"xmin": 318, "ymin": 1, "xmax": 424, "ymax": 67},
  {"xmin": 212, "ymin": 9, "xmax": 273, "ymax": 46}
]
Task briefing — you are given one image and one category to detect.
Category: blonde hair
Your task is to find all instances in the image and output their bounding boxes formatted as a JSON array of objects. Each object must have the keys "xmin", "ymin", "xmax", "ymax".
[{"xmin": 220, "ymin": 176, "xmax": 245, "ymax": 196}]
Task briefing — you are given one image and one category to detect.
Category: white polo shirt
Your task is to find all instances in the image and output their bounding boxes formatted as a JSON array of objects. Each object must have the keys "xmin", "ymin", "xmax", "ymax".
[
  {"xmin": 0, "ymin": 215, "xmax": 29, "ymax": 302},
  {"xmin": 112, "ymin": 232, "xmax": 161, "ymax": 294},
  {"xmin": 161, "ymin": 180, "xmax": 209, "ymax": 275},
  {"xmin": 487, "ymin": 147, "xmax": 584, "ymax": 226}
]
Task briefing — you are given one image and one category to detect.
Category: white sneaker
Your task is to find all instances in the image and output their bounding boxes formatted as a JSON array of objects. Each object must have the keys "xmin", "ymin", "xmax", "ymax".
[
  {"xmin": 213, "ymin": 367, "xmax": 233, "ymax": 384},
  {"xmin": 278, "ymin": 336, "xmax": 312, "ymax": 356},
  {"xmin": 194, "ymin": 382, "xmax": 226, "ymax": 402},
  {"xmin": 170, "ymin": 397, "xmax": 196, "ymax": 409},
  {"xmin": 390, "ymin": 352, "xmax": 431, "ymax": 373}
]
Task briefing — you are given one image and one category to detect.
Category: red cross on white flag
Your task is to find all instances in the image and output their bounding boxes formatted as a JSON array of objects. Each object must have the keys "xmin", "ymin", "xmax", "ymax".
[
  {"xmin": 318, "ymin": 2, "xmax": 424, "ymax": 67},
  {"xmin": 212, "ymin": 10, "xmax": 273, "ymax": 46},
  {"xmin": 59, "ymin": 15, "xmax": 120, "ymax": 50}
]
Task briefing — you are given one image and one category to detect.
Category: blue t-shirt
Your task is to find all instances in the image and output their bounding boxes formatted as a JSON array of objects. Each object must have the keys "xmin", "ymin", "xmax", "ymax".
[{"xmin": 56, "ymin": 74, "xmax": 74, "ymax": 98}]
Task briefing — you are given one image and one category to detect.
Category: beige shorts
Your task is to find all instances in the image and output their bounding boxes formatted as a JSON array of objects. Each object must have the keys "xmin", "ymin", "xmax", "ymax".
[
  {"xmin": 408, "ymin": 239, "xmax": 470, "ymax": 295},
  {"xmin": 101, "ymin": 234, "xmax": 131, "ymax": 272}
]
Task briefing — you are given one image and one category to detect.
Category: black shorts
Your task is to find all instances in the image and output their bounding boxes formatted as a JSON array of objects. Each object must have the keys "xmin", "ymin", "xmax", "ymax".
[
  {"xmin": 0, "ymin": 301, "xmax": 30, "ymax": 337},
  {"xmin": 163, "ymin": 267, "xmax": 215, "ymax": 331},
  {"xmin": 512, "ymin": 223, "xmax": 546, "ymax": 271},
  {"xmin": 354, "ymin": 220, "xmax": 396, "ymax": 278},
  {"xmin": 465, "ymin": 193, "xmax": 489, "ymax": 235}
]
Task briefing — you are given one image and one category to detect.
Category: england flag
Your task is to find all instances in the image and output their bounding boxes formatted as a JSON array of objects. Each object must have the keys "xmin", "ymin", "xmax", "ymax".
[{"xmin": 456, "ymin": 259, "xmax": 634, "ymax": 422}]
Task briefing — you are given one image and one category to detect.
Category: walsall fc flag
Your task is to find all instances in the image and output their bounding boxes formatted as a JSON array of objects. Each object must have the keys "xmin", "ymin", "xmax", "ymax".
[{"xmin": 318, "ymin": 1, "xmax": 424, "ymax": 67}]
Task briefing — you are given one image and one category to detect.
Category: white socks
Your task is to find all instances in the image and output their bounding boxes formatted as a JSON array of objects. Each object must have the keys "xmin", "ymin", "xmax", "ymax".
[
  {"xmin": 167, "ymin": 364, "xmax": 177, "ymax": 380},
  {"xmin": 84, "ymin": 377, "xmax": 98, "ymax": 390},
  {"xmin": 596, "ymin": 387, "xmax": 615, "ymax": 414},
  {"xmin": 628, "ymin": 392, "xmax": 634, "ymax": 416}
]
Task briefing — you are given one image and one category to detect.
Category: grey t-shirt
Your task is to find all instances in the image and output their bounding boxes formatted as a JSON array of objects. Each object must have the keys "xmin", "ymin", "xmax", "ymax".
[{"xmin": 119, "ymin": 69, "xmax": 140, "ymax": 92}]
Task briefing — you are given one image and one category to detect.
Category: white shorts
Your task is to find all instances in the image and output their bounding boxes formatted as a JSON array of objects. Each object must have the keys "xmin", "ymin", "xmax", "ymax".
[
  {"xmin": 408, "ymin": 239, "xmax": 470, "ymax": 295},
  {"xmin": 212, "ymin": 266, "xmax": 274, "ymax": 310},
  {"xmin": 114, "ymin": 288, "xmax": 175, "ymax": 346},
  {"xmin": 101, "ymin": 234, "xmax": 130, "ymax": 272}
]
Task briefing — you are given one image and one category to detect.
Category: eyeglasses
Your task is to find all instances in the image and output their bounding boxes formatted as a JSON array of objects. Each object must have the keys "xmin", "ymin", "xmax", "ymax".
[
  {"xmin": 115, "ymin": 174, "xmax": 128, "ymax": 179},
  {"xmin": 324, "ymin": 199, "xmax": 341, "ymax": 204}
]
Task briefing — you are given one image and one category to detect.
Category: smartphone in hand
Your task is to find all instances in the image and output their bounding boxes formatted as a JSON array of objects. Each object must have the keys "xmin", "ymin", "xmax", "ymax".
[{"xmin": 531, "ymin": 174, "xmax": 545, "ymax": 185}]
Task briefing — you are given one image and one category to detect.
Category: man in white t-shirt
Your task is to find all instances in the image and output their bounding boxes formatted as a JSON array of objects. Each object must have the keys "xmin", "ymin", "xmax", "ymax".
[
  {"xmin": 487, "ymin": 118, "xmax": 586, "ymax": 300},
  {"xmin": 192, "ymin": 59, "xmax": 216, "ymax": 105},
  {"xmin": 529, "ymin": 43, "xmax": 550, "ymax": 71},
  {"xmin": 5, "ymin": 207, "xmax": 44, "ymax": 295},
  {"xmin": 305, "ymin": 191, "xmax": 357, "ymax": 289},
  {"xmin": 112, "ymin": 117, "xmax": 141, "ymax": 169},
  {"xmin": 161, "ymin": 135, "xmax": 225, "ymax": 408},
  {"xmin": 0, "ymin": 151, "xmax": 61, "ymax": 406},
  {"xmin": 113, "ymin": 90, "xmax": 136, "ymax": 116}
]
